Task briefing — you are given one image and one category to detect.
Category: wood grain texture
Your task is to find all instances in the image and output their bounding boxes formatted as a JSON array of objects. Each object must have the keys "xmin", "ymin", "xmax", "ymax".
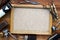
[{"xmin": 0, "ymin": 0, "xmax": 60, "ymax": 40}]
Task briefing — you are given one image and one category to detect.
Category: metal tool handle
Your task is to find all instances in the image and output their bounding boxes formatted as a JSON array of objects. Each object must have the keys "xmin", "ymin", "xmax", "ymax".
[
  {"xmin": 48, "ymin": 34, "xmax": 58, "ymax": 40},
  {"xmin": 8, "ymin": 32, "xmax": 17, "ymax": 40},
  {"xmin": 3, "ymin": 29, "xmax": 17, "ymax": 40}
]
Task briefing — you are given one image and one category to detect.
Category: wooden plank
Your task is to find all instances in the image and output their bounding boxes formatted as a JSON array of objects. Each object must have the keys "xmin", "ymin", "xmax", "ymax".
[{"xmin": 11, "ymin": 4, "xmax": 50, "ymax": 8}]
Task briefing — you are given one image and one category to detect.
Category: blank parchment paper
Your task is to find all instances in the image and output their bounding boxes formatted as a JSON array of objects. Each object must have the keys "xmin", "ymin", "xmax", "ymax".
[{"xmin": 11, "ymin": 8, "xmax": 52, "ymax": 35}]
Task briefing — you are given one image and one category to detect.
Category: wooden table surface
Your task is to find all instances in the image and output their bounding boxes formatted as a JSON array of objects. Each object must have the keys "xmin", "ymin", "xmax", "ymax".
[{"xmin": 0, "ymin": 0, "xmax": 60, "ymax": 40}]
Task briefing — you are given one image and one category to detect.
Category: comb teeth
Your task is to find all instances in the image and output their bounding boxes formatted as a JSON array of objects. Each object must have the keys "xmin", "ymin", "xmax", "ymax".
[{"xmin": 0, "ymin": 21, "xmax": 8, "ymax": 30}]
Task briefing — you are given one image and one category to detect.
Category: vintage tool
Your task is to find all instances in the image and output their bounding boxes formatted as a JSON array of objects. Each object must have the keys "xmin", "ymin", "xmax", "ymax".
[
  {"xmin": 0, "ymin": 3, "xmax": 12, "ymax": 18},
  {"xmin": 20, "ymin": 0, "xmax": 40, "ymax": 5},
  {"xmin": 2, "ymin": 3, "xmax": 12, "ymax": 13},
  {"xmin": 52, "ymin": 22, "xmax": 60, "ymax": 32},
  {"xmin": 48, "ymin": 34, "xmax": 60, "ymax": 40},
  {"xmin": 49, "ymin": 22, "xmax": 60, "ymax": 40},
  {"xmin": 50, "ymin": 0, "xmax": 58, "ymax": 20},
  {"xmin": 3, "ymin": 29, "xmax": 17, "ymax": 40},
  {"xmin": 24, "ymin": 35, "xmax": 36, "ymax": 40},
  {"xmin": 0, "ymin": 20, "xmax": 8, "ymax": 31},
  {"xmin": 50, "ymin": 4, "xmax": 58, "ymax": 20},
  {"xmin": 28, "ymin": 35, "xmax": 36, "ymax": 40},
  {"xmin": 3, "ymin": 29, "xmax": 9, "ymax": 40}
]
